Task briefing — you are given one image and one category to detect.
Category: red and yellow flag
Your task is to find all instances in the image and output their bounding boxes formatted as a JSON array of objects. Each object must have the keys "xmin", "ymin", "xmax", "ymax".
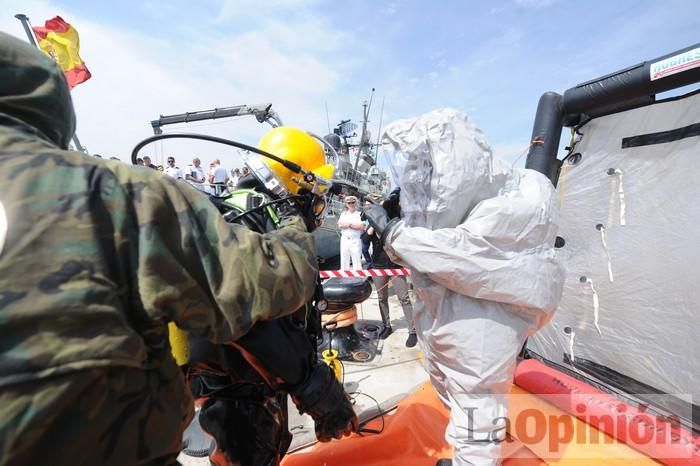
[{"xmin": 32, "ymin": 16, "xmax": 91, "ymax": 90}]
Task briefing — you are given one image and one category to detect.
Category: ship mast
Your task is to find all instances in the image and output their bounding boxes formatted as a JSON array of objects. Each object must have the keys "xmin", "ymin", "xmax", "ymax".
[{"xmin": 353, "ymin": 88, "xmax": 375, "ymax": 171}]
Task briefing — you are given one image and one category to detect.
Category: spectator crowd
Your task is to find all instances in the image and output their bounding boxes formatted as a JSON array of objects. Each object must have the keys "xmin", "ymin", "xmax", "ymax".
[{"xmin": 132, "ymin": 154, "xmax": 250, "ymax": 194}]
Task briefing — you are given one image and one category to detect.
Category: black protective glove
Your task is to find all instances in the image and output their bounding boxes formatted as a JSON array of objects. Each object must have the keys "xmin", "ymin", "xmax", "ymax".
[
  {"xmin": 382, "ymin": 187, "xmax": 401, "ymax": 219},
  {"xmin": 290, "ymin": 363, "xmax": 358, "ymax": 442},
  {"xmin": 362, "ymin": 204, "xmax": 400, "ymax": 244},
  {"xmin": 294, "ymin": 190, "xmax": 322, "ymax": 233}
]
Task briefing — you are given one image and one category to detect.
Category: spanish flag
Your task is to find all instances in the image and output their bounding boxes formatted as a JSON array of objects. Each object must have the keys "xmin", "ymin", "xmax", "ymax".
[{"xmin": 32, "ymin": 16, "xmax": 91, "ymax": 90}]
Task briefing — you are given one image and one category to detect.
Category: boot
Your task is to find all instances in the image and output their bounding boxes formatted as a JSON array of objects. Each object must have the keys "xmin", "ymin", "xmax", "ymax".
[
  {"xmin": 405, "ymin": 333, "xmax": 417, "ymax": 348},
  {"xmin": 436, "ymin": 459, "xmax": 452, "ymax": 466},
  {"xmin": 181, "ymin": 414, "xmax": 216, "ymax": 458},
  {"xmin": 379, "ymin": 325, "xmax": 393, "ymax": 340}
]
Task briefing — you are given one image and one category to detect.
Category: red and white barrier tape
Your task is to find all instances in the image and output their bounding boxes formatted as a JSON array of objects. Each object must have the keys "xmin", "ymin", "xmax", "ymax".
[{"xmin": 319, "ymin": 268, "xmax": 410, "ymax": 278}]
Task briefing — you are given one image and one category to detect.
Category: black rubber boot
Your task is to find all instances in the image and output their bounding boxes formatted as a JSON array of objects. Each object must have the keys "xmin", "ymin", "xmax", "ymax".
[
  {"xmin": 379, "ymin": 325, "xmax": 393, "ymax": 340},
  {"xmin": 405, "ymin": 333, "xmax": 417, "ymax": 348}
]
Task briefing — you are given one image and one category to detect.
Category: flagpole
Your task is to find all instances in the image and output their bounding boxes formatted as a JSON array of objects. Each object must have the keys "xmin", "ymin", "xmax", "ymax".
[
  {"xmin": 14, "ymin": 14, "xmax": 38, "ymax": 46},
  {"xmin": 14, "ymin": 13, "xmax": 88, "ymax": 154}
]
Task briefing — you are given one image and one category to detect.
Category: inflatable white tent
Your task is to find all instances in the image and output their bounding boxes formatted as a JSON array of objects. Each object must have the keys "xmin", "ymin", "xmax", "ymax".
[{"xmin": 524, "ymin": 45, "xmax": 700, "ymax": 431}]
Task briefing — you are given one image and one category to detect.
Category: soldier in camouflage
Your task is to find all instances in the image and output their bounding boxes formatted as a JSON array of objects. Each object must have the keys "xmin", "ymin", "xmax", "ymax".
[{"xmin": 0, "ymin": 32, "xmax": 331, "ymax": 465}]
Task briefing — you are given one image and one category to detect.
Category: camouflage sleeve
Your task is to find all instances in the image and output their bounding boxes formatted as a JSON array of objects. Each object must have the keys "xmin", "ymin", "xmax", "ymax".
[{"xmin": 124, "ymin": 169, "xmax": 318, "ymax": 343}]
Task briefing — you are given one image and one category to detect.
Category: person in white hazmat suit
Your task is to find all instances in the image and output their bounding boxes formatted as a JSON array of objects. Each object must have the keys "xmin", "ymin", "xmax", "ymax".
[{"xmin": 362, "ymin": 108, "xmax": 565, "ymax": 466}]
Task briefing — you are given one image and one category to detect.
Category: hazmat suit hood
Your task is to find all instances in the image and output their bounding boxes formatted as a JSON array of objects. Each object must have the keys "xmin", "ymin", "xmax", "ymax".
[
  {"xmin": 382, "ymin": 107, "xmax": 564, "ymax": 313},
  {"xmin": 0, "ymin": 32, "xmax": 76, "ymax": 149},
  {"xmin": 383, "ymin": 108, "xmax": 511, "ymax": 230}
]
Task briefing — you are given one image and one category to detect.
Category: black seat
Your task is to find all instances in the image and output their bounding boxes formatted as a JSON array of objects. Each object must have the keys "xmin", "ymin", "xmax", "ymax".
[{"xmin": 322, "ymin": 277, "xmax": 372, "ymax": 311}]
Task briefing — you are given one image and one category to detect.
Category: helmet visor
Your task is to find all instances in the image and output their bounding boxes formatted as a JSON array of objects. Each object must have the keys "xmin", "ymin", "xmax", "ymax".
[{"xmin": 384, "ymin": 143, "xmax": 432, "ymax": 227}]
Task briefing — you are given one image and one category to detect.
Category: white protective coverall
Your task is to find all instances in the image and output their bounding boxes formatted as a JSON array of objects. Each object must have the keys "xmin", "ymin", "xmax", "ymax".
[{"xmin": 382, "ymin": 109, "xmax": 564, "ymax": 466}]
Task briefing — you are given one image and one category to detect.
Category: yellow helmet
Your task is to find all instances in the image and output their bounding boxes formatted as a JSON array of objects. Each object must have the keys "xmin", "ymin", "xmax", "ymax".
[{"xmin": 258, "ymin": 127, "xmax": 335, "ymax": 195}]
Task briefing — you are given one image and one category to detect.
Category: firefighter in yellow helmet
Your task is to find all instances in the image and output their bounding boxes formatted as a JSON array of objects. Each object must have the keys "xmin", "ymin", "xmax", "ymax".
[{"xmin": 181, "ymin": 127, "xmax": 356, "ymax": 466}]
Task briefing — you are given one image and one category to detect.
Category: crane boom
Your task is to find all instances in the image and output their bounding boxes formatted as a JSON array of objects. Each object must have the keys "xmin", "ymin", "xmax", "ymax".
[{"xmin": 150, "ymin": 103, "xmax": 283, "ymax": 135}]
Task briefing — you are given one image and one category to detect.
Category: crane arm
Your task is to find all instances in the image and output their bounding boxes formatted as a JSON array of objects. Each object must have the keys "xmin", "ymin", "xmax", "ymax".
[{"xmin": 150, "ymin": 103, "xmax": 283, "ymax": 135}]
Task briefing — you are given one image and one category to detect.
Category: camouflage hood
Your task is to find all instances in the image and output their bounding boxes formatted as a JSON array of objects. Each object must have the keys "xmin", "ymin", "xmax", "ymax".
[{"xmin": 0, "ymin": 32, "xmax": 75, "ymax": 149}]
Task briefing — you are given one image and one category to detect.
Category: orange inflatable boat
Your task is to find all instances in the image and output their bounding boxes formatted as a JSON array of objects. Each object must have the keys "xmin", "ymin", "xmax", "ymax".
[{"xmin": 283, "ymin": 360, "xmax": 699, "ymax": 465}]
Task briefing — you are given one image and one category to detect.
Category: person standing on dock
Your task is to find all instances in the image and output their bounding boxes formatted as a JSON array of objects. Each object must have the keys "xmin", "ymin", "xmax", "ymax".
[
  {"xmin": 365, "ymin": 192, "xmax": 417, "ymax": 345},
  {"xmin": 337, "ymin": 195, "xmax": 364, "ymax": 270},
  {"xmin": 164, "ymin": 155, "xmax": 184, "ymax": 179}
]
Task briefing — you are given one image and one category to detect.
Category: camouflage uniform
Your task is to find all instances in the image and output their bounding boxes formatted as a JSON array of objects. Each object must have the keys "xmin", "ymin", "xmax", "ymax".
[{"xmin": 0, "ymin": 33, "xmax": 318, "ymax": 466}]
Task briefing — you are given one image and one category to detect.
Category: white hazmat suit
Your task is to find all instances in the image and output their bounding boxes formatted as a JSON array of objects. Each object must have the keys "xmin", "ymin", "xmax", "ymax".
[{"xmin": 381, "ymin": 109, "xmax": 565, "ymax": 466}]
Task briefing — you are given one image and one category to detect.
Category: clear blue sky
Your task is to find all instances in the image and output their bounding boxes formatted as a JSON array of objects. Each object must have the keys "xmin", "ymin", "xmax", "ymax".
[{"xmin": 2, "ymin": 0, "xmax": 699, "ymax": 166}]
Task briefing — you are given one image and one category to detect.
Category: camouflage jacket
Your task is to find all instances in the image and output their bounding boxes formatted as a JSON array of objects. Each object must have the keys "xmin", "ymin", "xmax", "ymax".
[{"xmin": 0, "ymin": 32, "xmax": 319, "ymax": 389}]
